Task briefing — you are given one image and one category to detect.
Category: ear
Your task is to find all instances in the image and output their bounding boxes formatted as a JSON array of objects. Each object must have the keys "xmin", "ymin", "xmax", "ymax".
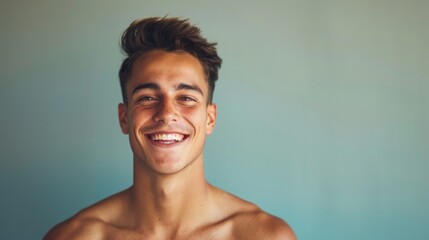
[
  {"xmin": 206, "ymin": 103, "xmax": 217, "ymax": 135},
  {"xmin": 118, "ymin": 103, "xmax": 129, "ymax": 134}
]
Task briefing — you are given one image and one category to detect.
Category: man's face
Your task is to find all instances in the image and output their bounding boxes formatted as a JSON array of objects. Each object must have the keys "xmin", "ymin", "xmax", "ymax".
[{"xmin": 118, "ymin": 50, "xmax": 216, "ymax": 175}]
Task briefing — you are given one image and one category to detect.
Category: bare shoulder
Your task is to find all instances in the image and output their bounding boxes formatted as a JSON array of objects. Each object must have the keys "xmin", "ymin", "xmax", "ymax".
[
  {"xmin": 232, "ymin": 209, "xmax": 296, "ymax": 240},
  {"xmin": 213, "ymin": 188, "xmax": 296, "ymax": 240},
  {"xmin": 43, "ymin": 189, "xmax": 130, "ymax": 240},
  {"xmin": 43, "ymin": 215, "xmax": 105, "ymax": 240}
]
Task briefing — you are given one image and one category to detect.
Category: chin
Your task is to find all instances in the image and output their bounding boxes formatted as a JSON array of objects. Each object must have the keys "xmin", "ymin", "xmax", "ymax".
[{"xmin": 141, "ymin": 156, "xmax": 190, "ymax": 175}]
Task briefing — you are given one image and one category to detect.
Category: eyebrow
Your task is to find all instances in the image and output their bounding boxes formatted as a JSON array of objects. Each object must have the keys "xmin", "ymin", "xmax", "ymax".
[
  {"xmin": 132, "ymin": 83, "xmax": 160, "ymax": 95},
  {"xmin": 176, "ymin": 83, "xmax": 204, "ymax": 96},
  {"xmin": 131, "ymin": 82, "xmax": 204, "ymax": 96}
]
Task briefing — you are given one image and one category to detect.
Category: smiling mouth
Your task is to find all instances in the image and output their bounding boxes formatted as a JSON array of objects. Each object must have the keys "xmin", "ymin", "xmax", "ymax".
[{"xmin": 147, "ymin": 133, "xmax": 189, "ymax": 145}]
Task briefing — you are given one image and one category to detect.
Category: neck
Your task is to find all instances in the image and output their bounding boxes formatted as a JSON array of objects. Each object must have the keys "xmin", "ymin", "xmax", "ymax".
[{"xmin": 129, "ymin": 156, "xmax": 211, "ymax": 235}]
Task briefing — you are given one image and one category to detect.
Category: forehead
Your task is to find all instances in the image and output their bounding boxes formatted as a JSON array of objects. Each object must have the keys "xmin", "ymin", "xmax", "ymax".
[{"xmin": 129, "ymin": 50, "xmax": 207, "ymax": 92}]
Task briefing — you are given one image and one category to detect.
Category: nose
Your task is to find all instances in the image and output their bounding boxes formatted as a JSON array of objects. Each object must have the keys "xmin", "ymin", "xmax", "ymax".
[{"xmin": 153, "ymin": 98, "xmax": 178, "ymax": 123}]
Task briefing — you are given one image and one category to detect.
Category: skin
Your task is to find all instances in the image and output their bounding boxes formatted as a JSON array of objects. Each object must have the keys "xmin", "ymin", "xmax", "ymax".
[{"xmin": 44, "ymin": 50, "xmax": 297, "ymax": 240}]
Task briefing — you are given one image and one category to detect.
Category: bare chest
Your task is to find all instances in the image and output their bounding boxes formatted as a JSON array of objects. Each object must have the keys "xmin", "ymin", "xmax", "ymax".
[{"xmin": 102, "ymin": 222, "xmax": 235, "ymax": 240}]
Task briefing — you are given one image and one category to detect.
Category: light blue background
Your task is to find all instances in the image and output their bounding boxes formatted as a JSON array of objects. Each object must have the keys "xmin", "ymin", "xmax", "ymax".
[{"xmin": 1, "ymin": 1, "xmax": 428, "ymax": 239}]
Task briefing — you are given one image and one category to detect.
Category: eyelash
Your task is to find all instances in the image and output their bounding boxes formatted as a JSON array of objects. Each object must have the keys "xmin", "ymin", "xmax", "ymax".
[
  {"xmin": 136, "ymin": 96, "xmax": 197, "ymax": 103},
  {"xmin": 138, "ymin": 96, "xmax": 158, "ymax": 102},
  {"xmin": 179, "ymin": 96, "xmax": 196, "ymax": 101}
]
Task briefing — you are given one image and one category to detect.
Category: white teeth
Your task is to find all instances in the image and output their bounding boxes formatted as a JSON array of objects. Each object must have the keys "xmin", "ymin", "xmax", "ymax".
[{"xmin": 150, "ymin": 133, "xmax": 185, "ymax": 141}]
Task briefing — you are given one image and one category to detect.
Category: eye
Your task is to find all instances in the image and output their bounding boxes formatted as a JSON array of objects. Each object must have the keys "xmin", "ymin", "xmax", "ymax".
[
  {"xmin": 139, "ymin": 96, "xmax": 155, "ymax": 101},
  {"xmin": 178, "ymin": 96, "xmax": 198, "ymax": 106},
  {"xmin": 179, "ymin": 96, "xmax": 195, "ymax": 101},
  {"xmin": 136, "ymin": 96, "xmax": 158, "ymax": 105},
  {"xmin": 140, "ymin": 96, "xmax": 156, "ymax": 101}
]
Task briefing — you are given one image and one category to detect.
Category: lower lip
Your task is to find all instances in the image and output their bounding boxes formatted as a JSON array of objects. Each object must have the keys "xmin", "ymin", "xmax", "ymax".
[{"xmin": 145, "ymin": 135, "xmax": 189, "ymax": 148}]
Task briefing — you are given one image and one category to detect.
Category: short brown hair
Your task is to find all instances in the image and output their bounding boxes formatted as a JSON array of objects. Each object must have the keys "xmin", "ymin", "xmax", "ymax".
[{"xmin": 119, "ymin": 17, "xmax": 222, "ymax": 104}]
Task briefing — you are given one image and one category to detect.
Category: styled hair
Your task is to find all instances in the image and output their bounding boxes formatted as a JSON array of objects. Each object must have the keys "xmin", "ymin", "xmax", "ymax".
[{"xmin": 119, "ymin": 17, "xmax": 222, "ymax": 104}]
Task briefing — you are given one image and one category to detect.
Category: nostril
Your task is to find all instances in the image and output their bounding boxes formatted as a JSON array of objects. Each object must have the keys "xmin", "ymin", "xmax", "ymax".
[{"xmin": 153, "ymin": 111, "xmax": 178, "ymax": 123}]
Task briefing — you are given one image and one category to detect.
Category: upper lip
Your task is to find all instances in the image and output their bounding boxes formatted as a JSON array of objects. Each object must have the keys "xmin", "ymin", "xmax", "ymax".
[{"xmin": 145, "ymin": 131, "xmax": 188, "ymax": 136}]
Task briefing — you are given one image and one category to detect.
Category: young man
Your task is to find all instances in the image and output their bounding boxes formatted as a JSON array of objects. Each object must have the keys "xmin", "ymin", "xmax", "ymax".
[{"xmin": 44, "ymin": 17, "xmax": 296, "ymax": 240}]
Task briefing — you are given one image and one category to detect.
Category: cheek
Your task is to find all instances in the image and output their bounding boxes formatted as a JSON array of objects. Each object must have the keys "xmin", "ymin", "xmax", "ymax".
[
  {"xmin": 182, "ymin": 108, "xmax": 207, "ymax": 127},
  {"xmin": 129, "ymin": 108, "xmax": 151, "ymax": 127}
]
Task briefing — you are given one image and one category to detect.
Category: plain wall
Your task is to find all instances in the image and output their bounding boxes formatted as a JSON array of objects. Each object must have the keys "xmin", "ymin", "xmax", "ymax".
[{"xmin": 0, "ymin": 0, "xmax": 428, "ymax": 239}]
